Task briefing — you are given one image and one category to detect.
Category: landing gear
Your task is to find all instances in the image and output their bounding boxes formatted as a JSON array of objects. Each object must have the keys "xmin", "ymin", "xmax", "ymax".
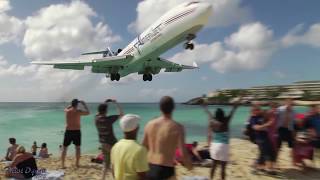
[
  {"xmin": 184, "ymin": 42, "xmax": 194, "ymax": 50},
  {"xmin": 184, "ymin": 34, "xmax": 195, "ymax": 50},
  {"xmin": 143, "ymin": 74, "xmax": 152, "ymax": 81},
  {"xmin": 110, "ymin": 73, "xmax": 120, "ymax": 81}
]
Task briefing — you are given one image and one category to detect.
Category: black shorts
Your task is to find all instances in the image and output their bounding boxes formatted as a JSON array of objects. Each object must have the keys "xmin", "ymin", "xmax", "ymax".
[
  {"xmin": 63, "ymin": 130, "xmax": 81, "ymax": 146},
  {"xmin": 278, "ymin": 127, "xmax": 294, "ymax": 148},
  {"xmin": 147, "ymin": 164, "xmax": 175, "ymax": 180}
]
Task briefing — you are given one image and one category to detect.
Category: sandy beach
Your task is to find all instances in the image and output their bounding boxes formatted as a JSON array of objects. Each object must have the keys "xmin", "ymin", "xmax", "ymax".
[{"xmin": 1, "ymin": 138, "xmax": 320, "ymax": 179}]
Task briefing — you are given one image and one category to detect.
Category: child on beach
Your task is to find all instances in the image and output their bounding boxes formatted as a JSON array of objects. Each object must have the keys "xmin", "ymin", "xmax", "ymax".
[
  {"xmin": 5, "ymin": 138, "xmax": 19, "ymax": 161},
  {"xmin": 39, "ymin": 143, "xmax": 51, "ymax": 158},
  {"xmin": 31, "ymin": 141, "xmax": 39, "ymax": 156},
  {"xmin": 202, "ymin": 101, "xmax": 239, "ymax": 180}
]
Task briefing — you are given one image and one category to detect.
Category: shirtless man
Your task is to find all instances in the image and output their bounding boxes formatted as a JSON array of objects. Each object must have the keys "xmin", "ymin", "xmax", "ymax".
[
  {"xmin": 61, "ymin": 99, "xmax": 90, "ymax": 168},
  {"xmin": 143, "ymin": 96, "xmax": 192, "ymax": 180},
  {"xmin": 5, "ymin": 138, "xmax": 18, "ymax": 161}
]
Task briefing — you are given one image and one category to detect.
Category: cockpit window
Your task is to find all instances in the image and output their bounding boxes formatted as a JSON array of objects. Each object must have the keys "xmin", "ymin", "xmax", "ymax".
[{"xmin": 186, "ymin": 1, "xmax": 200, "ymax": 7}]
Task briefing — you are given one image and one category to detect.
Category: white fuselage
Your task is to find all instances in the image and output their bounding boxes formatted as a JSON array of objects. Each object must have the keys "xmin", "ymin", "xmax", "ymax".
[{"xmin": 117, "ymin": 2, "xmax": 212, "ymax": 76}]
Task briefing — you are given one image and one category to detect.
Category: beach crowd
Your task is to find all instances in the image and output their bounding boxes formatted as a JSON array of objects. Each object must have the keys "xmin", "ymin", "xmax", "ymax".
[{"xmin": 2, "ymin": 97, "xmax": 320, "ymax": 180}]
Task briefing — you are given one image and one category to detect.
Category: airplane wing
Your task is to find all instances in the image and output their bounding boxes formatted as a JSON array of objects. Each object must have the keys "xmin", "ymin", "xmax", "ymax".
[
  {"xmin": 31, "ymin": 55, "xmax": 133, "ymax": 71},
  {"xmin": 155, "ymin": 57, "xmax": 198, "ymax": 72}
]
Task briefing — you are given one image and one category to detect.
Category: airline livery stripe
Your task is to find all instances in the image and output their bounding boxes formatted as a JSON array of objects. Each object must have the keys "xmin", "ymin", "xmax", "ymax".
[
  {"xmin": 165, "ymin": 9, "xmax": 195, "ymax": 23},
  {"xmin": 165, "ymin": 8, "xmax": 195, "ymax": 24},
  {"xmin": 165, "ymin": 11, "xmax": 194, "ymax": 25}
]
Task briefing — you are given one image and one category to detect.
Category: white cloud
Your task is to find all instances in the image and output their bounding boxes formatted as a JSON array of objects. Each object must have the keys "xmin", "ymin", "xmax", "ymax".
[
  {"xmin": 170, "ymin": 22, "xmax": 276, "ymax": 73},
  {"xmin": 282, "ymin": 23, "xmax": 320, "ymax": 48},
  {"xmin": 0, "ymin": 0, "xmax": 24, "ymax": 44},
  {"xmin": 23, "ymin": 1, "xmax": 121, "ymax": 60},
  {"xmin": 0, "ymin": 1, "xmax": 125, "ymax": 101},
  {"xmin": 0, "ymin": 55, "xmax": 8, "ymax": 66},
  {"xmin": 0, "ymin": 56, "xmax": 36, "ymax": 77},
  {"xmin": 0, "ymin": 0, "xmax": 10, "ymax": 13},
  {"xmin": 129, "ymin": 0, "xmax": 251, "ymax": 33},
  {"xmin": 139, "ymin": 88, "xmax": 178, "ymax": 98}
]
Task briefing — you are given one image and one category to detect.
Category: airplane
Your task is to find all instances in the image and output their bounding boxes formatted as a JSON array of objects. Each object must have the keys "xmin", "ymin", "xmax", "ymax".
[{"xmin": 31, "ymin": 1, "xmax": 212, "ymax": 81}]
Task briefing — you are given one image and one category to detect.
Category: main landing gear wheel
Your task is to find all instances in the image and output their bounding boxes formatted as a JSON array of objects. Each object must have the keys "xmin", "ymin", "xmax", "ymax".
[
  {"xmin": 143, "ymin": 74, "xmax": 152, "ymax": 81},
  {"xmin": 184, "ymin": 42, "xmax": 194, "ymax": 50},
  {"xmin": 110, "ymin": 73, "xmax": 120, "ymax": 81}
]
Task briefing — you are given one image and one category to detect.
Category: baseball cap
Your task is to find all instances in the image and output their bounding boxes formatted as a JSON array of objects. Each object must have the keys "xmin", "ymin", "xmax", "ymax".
[{"xmin": 119, "ymin": 114, "xmax": 141, "ymax": 132}]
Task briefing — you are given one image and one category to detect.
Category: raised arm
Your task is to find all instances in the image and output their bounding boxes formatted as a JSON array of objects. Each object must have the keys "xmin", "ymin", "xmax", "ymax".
[
  {"xmin": 202, "ymin": 104, "xmax": 214, "ymax": 120},
  {"xmin": 113, "ymin": 100, "xmax": 124, "ymax": 117},
  {"xmin": 228, "ymin": 97, "xmax": 242, "ymax": 120},
  {"xmin": 64, "ymin": 105, "xmax": 72, "ymax": 112},
  {"xmin": 78, "ymin": 101, "xmax": 90, "ymax": 115}
]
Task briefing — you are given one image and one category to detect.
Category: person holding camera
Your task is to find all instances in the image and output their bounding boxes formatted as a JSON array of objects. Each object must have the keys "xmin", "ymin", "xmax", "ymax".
[
  {"xmin": 95, "ymin": 99, "xmax": 124, "ymax": 180},
  {"xmin": 61, "ymin": 99, "xmax": 90, "ymax": 168}
]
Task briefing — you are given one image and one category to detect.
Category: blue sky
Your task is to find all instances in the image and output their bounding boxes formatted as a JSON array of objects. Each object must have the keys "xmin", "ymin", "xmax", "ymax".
[{"xmin": 0, "ymin": 0, "xmax": 320, "ymax": 102}]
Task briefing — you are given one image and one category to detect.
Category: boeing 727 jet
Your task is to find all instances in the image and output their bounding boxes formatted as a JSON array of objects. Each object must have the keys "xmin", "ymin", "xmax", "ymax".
[{"xmin": 31, "ymin": 1, "xmax": 212, "ymax": 81}]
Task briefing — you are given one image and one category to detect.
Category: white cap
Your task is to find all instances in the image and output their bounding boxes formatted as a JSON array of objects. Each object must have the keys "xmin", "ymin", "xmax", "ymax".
[{"xmin": 119, "ymin": 114, "xmax": 141, "ymax": 132}]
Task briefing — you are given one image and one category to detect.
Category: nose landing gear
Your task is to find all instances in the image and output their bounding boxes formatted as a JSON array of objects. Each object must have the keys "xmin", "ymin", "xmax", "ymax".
[
  {"xmin": 184, "ymin": 34, "xmax": 195, "ymax": 50},
  {"xmin": 184, "ymin": 42, "xmax": 194, "ymax": 50},
  {"xmin": 143, "ymin": 74, "xmax": 152, "ymax": 81}
]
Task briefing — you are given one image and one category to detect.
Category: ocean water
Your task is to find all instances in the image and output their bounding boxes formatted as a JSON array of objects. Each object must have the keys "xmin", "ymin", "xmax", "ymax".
[{"xmin": 0, "ymin": 103, "xmax": 308, "ymax": 156}]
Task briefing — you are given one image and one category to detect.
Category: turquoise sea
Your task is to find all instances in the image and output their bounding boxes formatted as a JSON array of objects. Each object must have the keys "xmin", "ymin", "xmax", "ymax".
[{"xmin": 0, "ymin": 103, "xmax": 308, "ymax": 156}]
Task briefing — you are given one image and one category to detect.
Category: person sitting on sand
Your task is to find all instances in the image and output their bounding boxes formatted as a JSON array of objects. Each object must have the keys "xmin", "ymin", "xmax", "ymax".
[
  {"xmin": 202, "ymin": 100, "xmax": 239, "ymax": 180},
  {"xmin": 95, "ymin": 99, "xmax": 123, "ymax": 179},
  {"xmin": 61, "ymin": 99, "xmax": 90, "ymax": 168},
  {"xmin": 31, "ymin": 141, "xmax": 39, "ymax": 156},
  {"xmin": 39, "ymin": 143, "xmax": 51, "ymax": 158},
  {"xmin": 91, "ymin": 147, "xmax": 104, "ymax": 164},
  {"xmin": 175, "ymin": 141, "xmax": 203, "ymax": 164},
  {"xmin": 249, "ymin": 105, "xmax": 277, "ymax": 175},
  {"xmin": 111, "ymin": 114, "xmax": 149, "ymax": 180},
  {"xmin": 5, "ymin": 146, "xmax": 38, "ymax": 179},
  {"xmin": 143, "ymin": 96, "xmax": 192, "ymax": 180},
  {"xmin": 5, "ymin": 138, "xmax": 19, "ymax": 161},
  {"xmin": 292, "ymin": 114, "xmax": 314, "ymax": 168}
]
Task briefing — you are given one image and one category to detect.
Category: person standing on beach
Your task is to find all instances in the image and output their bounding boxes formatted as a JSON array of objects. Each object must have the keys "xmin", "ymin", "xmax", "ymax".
[
  {"xmin": 267, "ymin": 102, "xmax": 279, "ymax": 161},
  {"xmin": 111, "ymin": 114, "xmax": 149, "ymax": 180},
  {"xmin": 143, "ymin": 96, "xmax": 192, "ymax": 180},
  {"xmin": 202, "ymin": 100, "xmax": 239, "ymax": 180},
  {"xmin": 250, "ymin": 105, "xmax": 276, "ymax": 174},
  {"xmin": 31, "ymin": 141, "xmax": 39, "ymax": 156},
  {"xmin": 61, "ymin": 99, "xmax": 90, "ymax": 168},
  {"xmin": 95, "ymin": 99, "xmax": 123, "ymax": 180},
  {"xmin": 5, "ymin": 138, "xmax": 18, "ymax": 161},
  {"xmin": 277, "ymin": 99, "xmax": 295, "ymax": 164}
]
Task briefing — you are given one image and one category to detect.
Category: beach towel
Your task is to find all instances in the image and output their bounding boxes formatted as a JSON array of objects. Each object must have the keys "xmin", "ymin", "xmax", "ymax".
[
  {"xmin": 181, "ymin": 176, "xmax": 209, "ymax": 180},
  {"xmin": 33, "ymin": 170, "xmax": 64, "ymax": 180},
  {"xmin": 7, "ymin": 170, "xmax": 64, "ymax": 180}
]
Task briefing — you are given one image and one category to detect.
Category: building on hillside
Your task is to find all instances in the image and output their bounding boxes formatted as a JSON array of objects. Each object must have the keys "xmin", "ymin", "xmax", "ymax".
[{"xmin": 207, "ymin": 80, "xmax": 320, "ymax": 100}]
